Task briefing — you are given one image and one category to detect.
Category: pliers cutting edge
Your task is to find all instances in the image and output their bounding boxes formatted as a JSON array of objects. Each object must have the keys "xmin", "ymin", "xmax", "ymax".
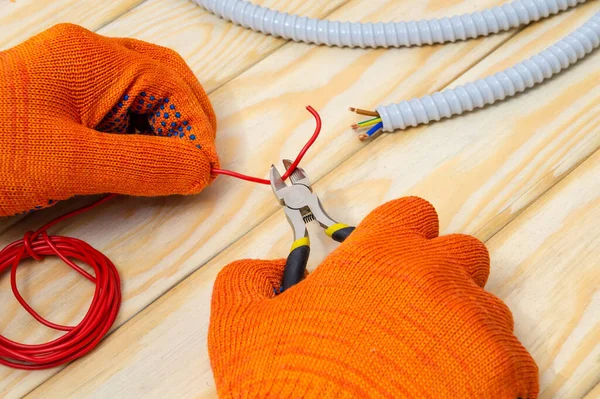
[{"xmin": 271, "ymin": 159, "xmax": 356, "ymax": 292}]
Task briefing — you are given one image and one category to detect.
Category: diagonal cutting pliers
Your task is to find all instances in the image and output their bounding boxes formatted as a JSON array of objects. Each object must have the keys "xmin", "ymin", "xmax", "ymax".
[{"xmin": 270, "ymin": 159, "xmax": 355, "ymax": 292}]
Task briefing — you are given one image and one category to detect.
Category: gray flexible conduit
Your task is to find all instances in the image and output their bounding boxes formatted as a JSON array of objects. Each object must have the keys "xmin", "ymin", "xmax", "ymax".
[{"xmin": 194, "ymin": 0, "xmax": 598, "ymax": 132}]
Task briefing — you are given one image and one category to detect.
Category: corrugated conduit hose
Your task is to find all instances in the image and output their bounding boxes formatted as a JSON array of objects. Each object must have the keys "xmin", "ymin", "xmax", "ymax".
[{"xmin": 195, "ymin": 0, "xmax": 599, "ymax": 132}]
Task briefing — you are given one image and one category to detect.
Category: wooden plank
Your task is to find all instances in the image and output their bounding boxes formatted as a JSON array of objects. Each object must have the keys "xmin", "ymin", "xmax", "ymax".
[
  {"xmin": 26, "ymin": 145, "xmax": 600, "ymax": 398},
  {"xmin": 0, "ymin": 0, "xmax": 348, "ymax": 231},
  {"xmin": 0, "ymin": 0, "xmax": 350, "ymax": 396},
  {"xmin": 583, "ymin": 383, "xmax": 600, "ymax": 399},
  {"xmin": 23, "ymin": 3, "xmax": 600, "ymax": 397},
  {"xmin": 94, "ymin": 0, "xmax": 353, "ymax": 93},
  {"xmin": 0, "ymin": 0, "xmax": 145, "ymax": 50},
  {"xmin": 1, "ymin": 0, "xmax": 598, "ymax": 397},
  {"xmin": 0, "ymin": 2, "xmax": 526, "ymax": 396},
  {"xmin": 485, "ymin": 151, "xmax": 600, "ymax": 398}
]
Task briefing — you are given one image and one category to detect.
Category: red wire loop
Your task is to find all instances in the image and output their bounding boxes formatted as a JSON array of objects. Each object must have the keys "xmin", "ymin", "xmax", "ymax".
[
  {"xmin": 212, "ymin": 105, "xmax": 322, "ymax": 185},
  {"xmin": 22, "ymin": 231, "xmax": 43, "ymax": 261},
  {"xmin": 0, "ymin": 106, "xmax": 322, "ymax": 370},
  {"xmin": 0, "ymin": 195, "xmax": 121, "ymax": 370}
]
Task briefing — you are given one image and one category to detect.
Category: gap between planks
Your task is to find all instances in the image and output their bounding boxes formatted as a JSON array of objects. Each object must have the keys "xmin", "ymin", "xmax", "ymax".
[
  {"xmin": 92, "ymin": 0, "xmax": 151, "ymax": 34},
  {"xmin": 53, "ymin": 0, "xmax": 528, "ymax": 371},
  {"xmin": 79, "ymin": 12, "xmax": 550, "ymax": 341},
  {"xmin": 4, "ymin": 1, "xmax": 599, "ymax": 397},
  {"xmin": 0, "ymin": 0, "xmax": 355, "ymax": 265},
  {"xmin": 96, "ymin": 2, "xmax": 523, "ymax": 304},
  {"xmin": 27, "ymin": 118, "xmax": 600, "ymax": 399},
  {"xmin": 0, "ymin": 0, "xmax": 522, "ymax": 359}
]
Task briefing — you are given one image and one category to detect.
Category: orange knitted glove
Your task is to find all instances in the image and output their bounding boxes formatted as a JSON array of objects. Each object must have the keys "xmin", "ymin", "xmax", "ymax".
[
  {"xmin": 0, "ymin": 23, "xmax": 218, "ymax": 216},
  {"xmin": 209, "ymin": 197, "xmax": 539, "ymax": 398}
]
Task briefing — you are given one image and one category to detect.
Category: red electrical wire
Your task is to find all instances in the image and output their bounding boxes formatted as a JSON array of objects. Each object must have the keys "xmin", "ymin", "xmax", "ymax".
[
  {"xmin": 0, "ymin": 194, "xmax": 120, "ymax": 370},
  {"xmin": 212, "ymin": 105, "xmax": 322, "ymax": 184},
  {"xmin": 0, "ymin": 106, "xmax": 322, "ymax": 370}
]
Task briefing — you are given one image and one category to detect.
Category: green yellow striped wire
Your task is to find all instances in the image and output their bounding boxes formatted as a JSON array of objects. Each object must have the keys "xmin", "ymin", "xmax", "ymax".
[{"xmin": 357, "ymin": 117, "xmax": 382, "ymax": 128}]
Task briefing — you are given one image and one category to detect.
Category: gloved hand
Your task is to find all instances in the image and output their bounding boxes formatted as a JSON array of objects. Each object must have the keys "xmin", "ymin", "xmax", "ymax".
[
  {"xmin": 0, "ymin": 23, "xmax": 218, "ymax": 216},
  {"xmin": 209, "ymin": 197, "xmax": 539, "ymax": 398}
]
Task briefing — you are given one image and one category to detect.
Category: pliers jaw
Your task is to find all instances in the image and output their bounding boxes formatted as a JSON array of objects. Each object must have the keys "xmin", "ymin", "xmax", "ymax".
[
  {"xmin": 270, "ymin": 163, "xmax": 310, "ymax": 241},
  {"xmin": 270, "ymin": 160, "xmax": 337, "ymax": 230},
  {"xmin": 282, "ymin": 159, "xmax": 312, "ymax": 188},
  {"xmin": 269, "ymin": 165, "xmax": 289, "ymax": 206}
]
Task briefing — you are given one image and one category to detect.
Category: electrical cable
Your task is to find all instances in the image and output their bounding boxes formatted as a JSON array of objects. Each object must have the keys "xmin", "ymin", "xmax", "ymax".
[
  {"xmin": 351, "ymin": 116, "xmax": 382, "ymax": 130},
  {"xmin": 0, "ymin": 194, "xmax": 120, "ymax": 370},
  {"xmin": 349, "ymin": 108, "xmax": 379, "ymax": 117},
  {"xmin": 359, "ymin": 122, "xmax": 384, "ymax": 141},
  {"xmin": 195, "ymin": 0, "xmax": 587, "ymax": 48},
  {"xmin": 0, "ymin": 107, "xmax": 322, "ymax": 369},
  {"xmin": 376, "ymin": 12, "xmax": 600, "ymax": 131},
  {"xmin": 194, "ymin": 0, "xmax": 598, "ymax": 138}
]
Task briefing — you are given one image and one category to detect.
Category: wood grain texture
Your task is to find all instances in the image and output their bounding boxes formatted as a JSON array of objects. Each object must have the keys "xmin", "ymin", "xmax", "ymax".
[
  {"xmin": 584, "ymin": 383, "xmax": 600, "ymax": 399},
  {"xmin": 0, "ymin": 0, "xmax": 534, "ymax": 396},
  {"xmin": 19, "ymin": 2, "xmax": 600, "ymax": 397},
  {"xmin": 0, "ymin": 0, "xmax": 598, "ymax": 397},
  {"xmin": 0, "ymin": 0, "xmax": 145, "ymax": 50},
  {"xmin": 26, "ymin": 118, "xmax": 600, "ymax": 399},
  {"xmin": 0, "ymin": 0, "xmax": 349, "ymax": 396},
  {"xmin": 485, "ymin": 151, "xmax": 600, "ymax": 399},
  {"xmin": 95, "ymin": 0, "xmax": 353, "ymax": 93}
]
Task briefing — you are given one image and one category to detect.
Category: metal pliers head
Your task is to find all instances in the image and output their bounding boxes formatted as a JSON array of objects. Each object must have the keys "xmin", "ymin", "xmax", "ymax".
[
  {"xmin": 270, "ymin": 160, "xmax": 337, "ymax": 241},
  {"xmin": 270, "ymin": 160, "xmax": 356, "ymax": 292}
]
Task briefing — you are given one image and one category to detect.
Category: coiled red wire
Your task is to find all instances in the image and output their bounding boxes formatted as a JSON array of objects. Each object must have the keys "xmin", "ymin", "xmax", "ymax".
[
  {"xmin": 0, "ymin": 106, "xmax": 321, "ymax": 370},
  {"xmin": 0, "ymin": 194, "xmax": 121, "ymax": 370}
]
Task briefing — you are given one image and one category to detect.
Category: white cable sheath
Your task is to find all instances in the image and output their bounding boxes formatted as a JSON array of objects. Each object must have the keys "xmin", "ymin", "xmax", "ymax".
[
  {"xmin": 195, "ymin": 0, "xmax": 586, "ymax": 48},
  {"xmin": 377, "ymin": 12, "xmax": 599, "ymax": 131},
  {"xmin": 194, "ymin": 0, "xmax": 597, "ymax": 133}
]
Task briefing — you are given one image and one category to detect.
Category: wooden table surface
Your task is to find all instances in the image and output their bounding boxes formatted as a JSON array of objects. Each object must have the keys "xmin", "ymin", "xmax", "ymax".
[{"xmin": 1, "ymin": 1, "xmax": 598, "ymax": 398}]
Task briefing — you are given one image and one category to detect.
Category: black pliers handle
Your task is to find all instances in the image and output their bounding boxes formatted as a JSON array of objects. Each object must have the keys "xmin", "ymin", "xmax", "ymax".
[{"xmin": 271, "ymin": 160, "xmax": 355, "ymax": 292}]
